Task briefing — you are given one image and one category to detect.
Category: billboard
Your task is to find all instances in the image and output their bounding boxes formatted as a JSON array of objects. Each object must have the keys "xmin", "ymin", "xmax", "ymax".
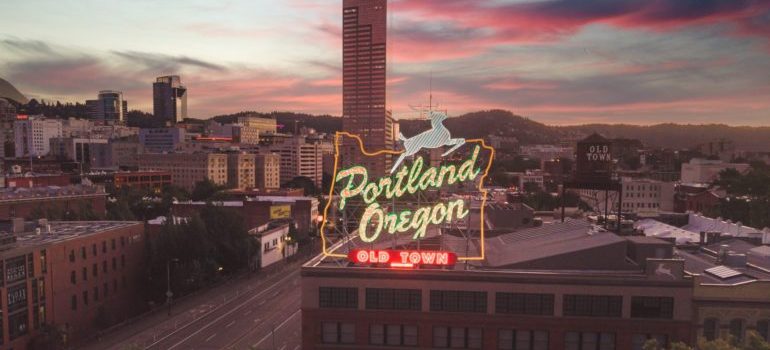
[
  {"xmin": 321, "ymin": 111, "xmax": 495, "ymax": 266},
  {"xmin": 270, "ymin": 205, "xmax": 291, "ymax": 219}
]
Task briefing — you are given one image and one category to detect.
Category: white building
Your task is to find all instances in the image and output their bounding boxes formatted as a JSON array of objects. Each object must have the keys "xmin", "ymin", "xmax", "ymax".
[
  {"xmin": 520, "ymin": 144, "xmax": 574, "ymax": 160},
  {"xmin": 14, "ymin": 116, "xmax": 63, "ymax": 157},
  {"xmin": 577, "ymin": 177, "xmax": 674, "ymax": 216},
  {"xmin": 266, "ymin": 135, "xmax": 328, "ymax": 188},
  {"xmin": 681, "ymin": 158, "xmax": 751, "ymax": 184},
  {"xmin": 249, "ymin": 223, "xmax": 297, "ymax": 269}
]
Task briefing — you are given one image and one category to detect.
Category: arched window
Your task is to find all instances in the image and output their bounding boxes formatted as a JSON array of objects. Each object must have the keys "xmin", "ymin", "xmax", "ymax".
[
  {"xmin": 729, "ymin": 319, "xmax": 745, "ymax": 342},
  {"xmin": 703, "ymin": 318, "xmax": 719, "ymax": 341},
  {"xmin": 757, "ymin": 319, "xmax": 769, "ymax": 341}
]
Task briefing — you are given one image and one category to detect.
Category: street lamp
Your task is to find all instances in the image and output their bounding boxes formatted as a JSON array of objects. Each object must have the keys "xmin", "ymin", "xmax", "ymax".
[{"xmin": 166, "ymin": 258, "xmax": 179, "ymax": 316}]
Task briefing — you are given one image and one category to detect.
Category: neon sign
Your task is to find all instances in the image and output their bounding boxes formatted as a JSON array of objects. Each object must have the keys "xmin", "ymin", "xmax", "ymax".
[
  {"xmin": 321, "ymin": 110, "xmax": 495, "ymax": 263},
  {"xmin": 349, "ymin": 249, "xmax": 457, "ymax": 268}
]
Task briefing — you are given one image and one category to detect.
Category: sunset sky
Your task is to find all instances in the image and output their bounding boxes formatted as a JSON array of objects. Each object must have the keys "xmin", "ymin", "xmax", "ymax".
[{"xmin": 1, "ymin": 0, "xmax": 769, "ymax": 125}]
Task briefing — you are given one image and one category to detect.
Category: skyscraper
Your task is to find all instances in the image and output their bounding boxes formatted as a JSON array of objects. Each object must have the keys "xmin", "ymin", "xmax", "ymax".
[
  {"xmin": 153, "ymin": 75, "xmax": 187, "ymax": 125},
  {"xmin": 341, "ymin": 0, "xmax": 393, "ymax": 176},
  {"xmin": 86, "ymin": 90, "xmax": 127, "ymax": 123}
]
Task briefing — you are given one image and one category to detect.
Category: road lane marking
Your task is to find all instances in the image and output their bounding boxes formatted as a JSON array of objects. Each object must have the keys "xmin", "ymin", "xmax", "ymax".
[
  {"xmin": 148, "ymin": 270, "xmax": 299, "ymax": 350},
  {"xmin": 205, "ymin": 333, "xmax": 216, "ymax": 342},
  {"xmin": 243, "ymin": 309, "xmax": 251, "ymax": 316},
  {"xmin": 252, "ymin": 309, "xmax": 300, "ymax": 348},
  {"xmin": 258, "ymin": 300, "xmax": 265, "ymax": 306},
  {"xmin": 226, "ymin": 320, "xmax": 236, "ymax": 328},
  {"xmin": 254, "ymin": 318, "xmax": 261, "ymax": 323}
]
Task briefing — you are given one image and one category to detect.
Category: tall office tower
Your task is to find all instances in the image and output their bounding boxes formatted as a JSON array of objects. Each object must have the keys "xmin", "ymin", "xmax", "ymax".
[
  {"xmin": 153, "ymin": 75, "xmax": 187, "ymax": 125},
  {"xmin": 86, "ymin": 90, "xmax": 126, "ymax": 123},
  {"xmin": 14, "ymin": 116, "xmax": 63, "ymax": 157},
  {"xmin": 0, "ymin": 98, "xmax": 16, "ymax": 158},
  {"xmin": 341, "ymin": 0, "xmax": 392, "ymax": 176}
]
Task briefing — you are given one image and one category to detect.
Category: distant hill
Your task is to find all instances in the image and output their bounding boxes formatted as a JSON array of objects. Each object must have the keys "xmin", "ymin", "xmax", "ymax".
[{"xmin": 211, "ymin": 109, "xmax": 770, "ymax": 151}]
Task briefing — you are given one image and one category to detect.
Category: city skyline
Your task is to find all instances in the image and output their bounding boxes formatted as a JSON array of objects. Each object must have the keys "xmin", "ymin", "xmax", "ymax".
[{"xmin": 1, "ymin": 0, "xmax": 770, "ymax": 126}]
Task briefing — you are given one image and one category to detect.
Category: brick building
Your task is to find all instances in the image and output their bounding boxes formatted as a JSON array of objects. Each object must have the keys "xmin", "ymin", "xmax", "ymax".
[
  {"xmin": 0, "ymin": 185, "xmax": 107, "ymax": 221},
  {"xmin": 0, "ymin": 220, "xmax": 145, "ymax": 348},
  {"xmin": 302, "ymin": 220, "xmax": 694, "ymax": 350}
]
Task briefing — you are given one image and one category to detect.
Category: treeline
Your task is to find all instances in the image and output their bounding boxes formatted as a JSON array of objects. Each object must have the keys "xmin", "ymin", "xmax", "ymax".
[{"xmin": 716, "ymin": 162, "xmax": 770, "ymax": 229}]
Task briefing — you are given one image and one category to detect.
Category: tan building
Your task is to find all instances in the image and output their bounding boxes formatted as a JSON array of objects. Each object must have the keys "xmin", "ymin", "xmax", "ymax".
[
  {"xmin": 256, "ymin": 153, "xmax": 281, "ymax": 189},
  {"xmin": 680, "ymin": 239, "xmax": 770, "ymax": 344},
  {"xmin": 233, "ymin": 125, "xmax": 260, "ymax": 144},
  {"xmin": 237, "ymin": 115, "xmax": 277, "ymax": 134},
  {"xmin": 137, "ymin": 153, "xmax": 228, "ymax": 190},
  {"xmin": 267, "ymin": 136, "xmax": 326, "ymax": 188},
  {"xmin": 226, "ymin": 152, "xmax": 256, "ymax": 189}
]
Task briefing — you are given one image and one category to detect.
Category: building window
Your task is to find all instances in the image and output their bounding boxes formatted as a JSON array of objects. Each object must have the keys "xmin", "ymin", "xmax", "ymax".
[
  {"xmin": 82, "ymin": 267, "xmax": 87, "ymax": 281},
  {"xmin": 40, "ymin": 249, "xmax": 47, "ymax": 273},
  {"xmin": 83, "ymin": 291, "xmax": 89, "ymax": 306},
  {"xmin": 366, "ymin": 288, "xmax": 421, "ymax": 311},
  {"xmin": 102, "ymin": 261, "xmax": 107, "ymax": 273},
  {"xmin": 319, "ymin": 287, "xmax": 358, "ymax": 309},
  {"xmin": 104, "ymin": 282, "xmax": 109, "ymax": 297},
  {"xmin": 69, "ymin": 250, "xmax": 75, "ymax": 262},
  {"xmin": 565, "ymin": 332, "xmax": 615, "ymax": 350},
  {"xmin": 563, "ymin": 295, "xmax": 622, "ymax": 317},
  {"xmin": 433, "ymin": 326, "xmax": 482, "ymax": 349},
  {"xmin": 630, "ymin": 297, "xmax": 673, "ymax": 319},
  {"xmin": 112, "ymin": 257, "xmax": 117, "ymax": 271},
  {"xmin": 757, "ymin": 319, "xmax": 769, "ymax": 341},
  {"xmin": 321, "ymin": 322, "xmax": 355, "ymax": 344},
  {"xmin": 496, "ymin": 293, "xmax": 554, "ymax": 315},
  {"xmin": 121, "ymin": 236, "xmax": 126, "ymax": 247},
  {"xmin": 632, "ymin": 334, "xmax": 668, "ymax": 350},
  {"xmin": 703, "ymin": 318, "xmax": 718, "ymax": 340},
  {"xmin": 92, "ymin": 263, "xmax": 98, "ymax": 277},
  {"xmin": 121, "ymin": 254, "xmax": 125, "ymax": 268},
  {"xmin": 102, "ymin": 241, "xmax": 107, "ymax": 253},
  {"xmin": 430, "ymin": 290, "xmax": 487, "ymax": 313},
  {"xmin": 70, "ymin": 271, "xmax": 76, "ymax": 284},
  {"xmin": 81, "ymin": 247, "xmax": 86, "ymax": 259},
  {"xmin": 498, "ymin": 329, "xmax": 548, "ymax": 350},
  {"xmin": 111, "ymin": 238, "xmax": 116, "ymax": 250},
  {"xmin": 92, "ymin": 244, "xmax": 97, "ymax": 256},
  {"xmin": 729, "ymin": 319, "xmax": 745, "ymax": 342},
  {"xmin": 370, "ymin": 324, "xmax": 418, "ymax": 346},
  {"xmin": 94, "ymin": 287, "xmax": 99, "ymax": 301}
]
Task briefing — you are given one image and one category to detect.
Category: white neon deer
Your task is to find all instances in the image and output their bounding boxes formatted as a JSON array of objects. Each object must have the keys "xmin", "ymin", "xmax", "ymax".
[{"xmin": 390, "ymin": 110, "xmax": 465, "ymax": 174}]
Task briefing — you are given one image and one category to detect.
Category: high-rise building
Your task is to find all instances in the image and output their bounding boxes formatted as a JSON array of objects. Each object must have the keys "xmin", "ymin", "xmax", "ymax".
[
  {"xmin": 14, "ymin": 116, "xmax": 63, "ymax": 158},
  {"xmin": 86, "ymin": 90, "xmax": 127, "ymax": 123},
  {"xmin": 0, "ymin": 98, "xmax": 16, "ymax": 158},
  {"xmin": 153, "ymin": 75, "xmax": 187, "ymax": 125},
  {"xmin": 341, "ymin": 0, "xmax": 393, "ymax": 176},
  {"xmin": 266, "ymin": 136, "xmax": 326, "ymax": 188}
]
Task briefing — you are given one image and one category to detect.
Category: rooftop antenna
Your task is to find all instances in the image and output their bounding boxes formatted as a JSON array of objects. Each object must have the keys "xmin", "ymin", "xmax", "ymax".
[{"xmin": 429, "ymin": 71, "xmax": 433, "ymax": 112}]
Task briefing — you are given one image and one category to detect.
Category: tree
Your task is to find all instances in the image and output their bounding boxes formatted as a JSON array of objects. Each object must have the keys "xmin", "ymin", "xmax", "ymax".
[
  {"xmin": 191, "ymin": 179, "xmax": 224, "ymax": 201},
  {"xmin": 283, "ymin": 176, "xmax": 318, "ymax": 195}
]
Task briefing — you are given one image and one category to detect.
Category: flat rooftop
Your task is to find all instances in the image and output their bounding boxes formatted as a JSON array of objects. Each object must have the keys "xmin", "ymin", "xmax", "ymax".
[
  {"xmin": 0, "ymin": 185, "xmax": 105, "ymax": 202},
  {"xmin": 0, "ymin": 221, "xmax": 141, "ymax": 253}
]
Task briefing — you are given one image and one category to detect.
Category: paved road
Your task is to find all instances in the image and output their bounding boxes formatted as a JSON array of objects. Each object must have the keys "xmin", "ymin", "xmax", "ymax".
[{"xmin": 80, "ymin": 261, "xmax": 303, "ymax": 350}]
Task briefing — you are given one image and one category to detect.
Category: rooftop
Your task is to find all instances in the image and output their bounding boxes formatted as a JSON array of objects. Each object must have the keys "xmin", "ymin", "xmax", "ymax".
[
  {"xmin": 0, "ymin": 185, "xmax": 105, "ymax": 202},
  {"xmin": 0, "ymin": 221, "xmax": 140, "ymax": 253}
]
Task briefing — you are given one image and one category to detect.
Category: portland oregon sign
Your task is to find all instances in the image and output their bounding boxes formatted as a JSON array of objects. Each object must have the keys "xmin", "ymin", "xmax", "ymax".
[{"xmin": 320, "ymin": 110, "xmax": 495, "ymax": 268}]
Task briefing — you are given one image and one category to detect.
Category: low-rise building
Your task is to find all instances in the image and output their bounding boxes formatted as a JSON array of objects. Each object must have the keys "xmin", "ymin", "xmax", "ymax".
[
  {"xmin": 113, "ymin": 171, "xmax": 172, "ymax": 193},
  {"xmin": 249, "ymin": 223, "xmax": 297, "ymax": 270},
  {"xmin": 520, "ymin": 144, "xmax": 574, "ymax": 161},
  {"xmin": 0, "ymin": 185, "xmax": 107, "ymax": 220},
  {"xmin": 0, "ymin": 220, "xmax": 146, "ymax": 347},
  {"xmin": 302, "ymin": 220, "xmax": 693, "ymax": 350},
  {"xmin": 137, "ymin": 153, "xmax": 228, "ymax": 191},
  {"xmin": 681, "ymin": 158, "xmax": 750, "ymax": 184}
]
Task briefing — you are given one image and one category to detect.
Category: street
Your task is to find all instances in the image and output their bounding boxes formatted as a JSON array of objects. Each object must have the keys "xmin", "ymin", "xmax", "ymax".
[{"xmin": 80, "ymin": 261, "xmax": 303, "ymax": 350}]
